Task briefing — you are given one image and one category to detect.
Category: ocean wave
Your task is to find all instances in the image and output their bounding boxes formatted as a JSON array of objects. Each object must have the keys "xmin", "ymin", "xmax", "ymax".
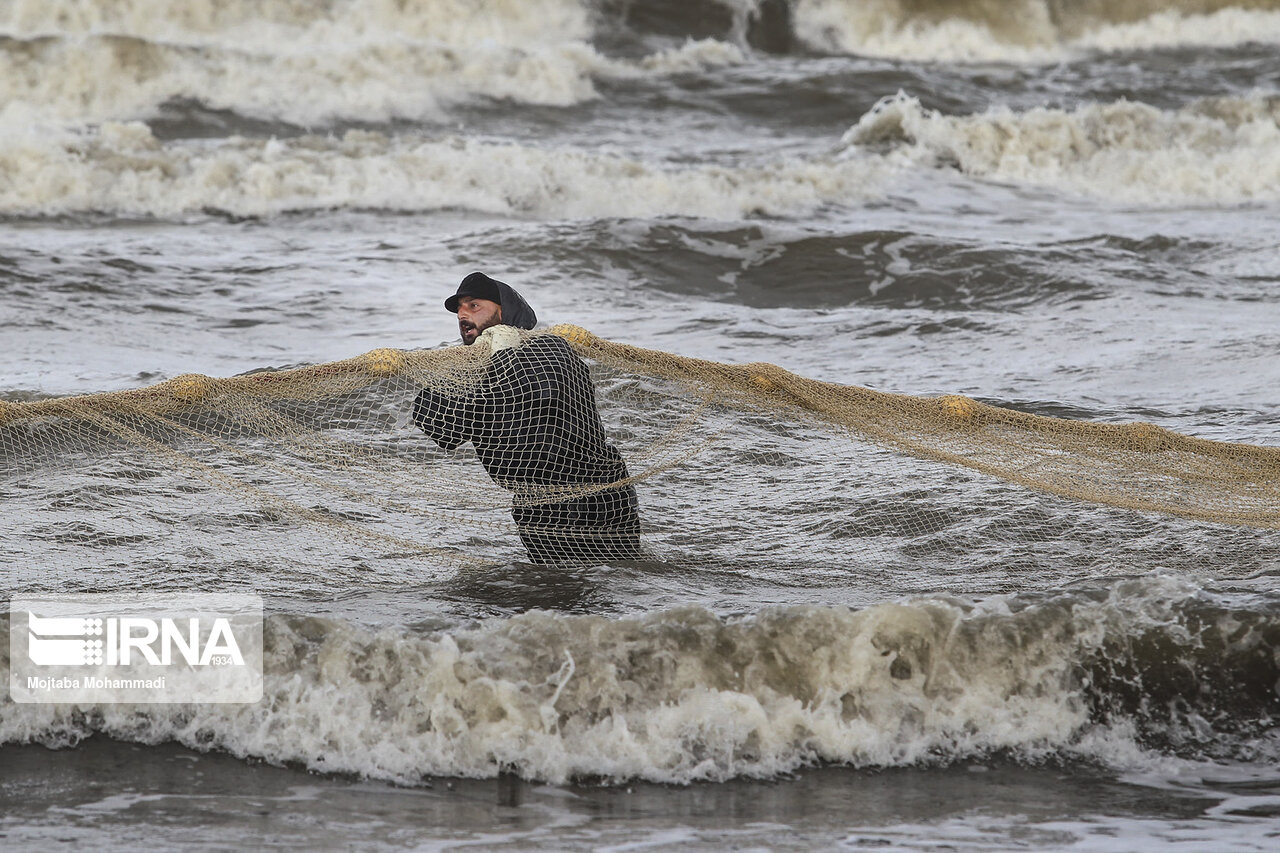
[
  {"xmin": 0, "ymin": 119, "xmax": 887, "ymax": 219},
  {"xmin": 0, "ymin": 32, "xmax": 610, "ymax": 126},
  {"xmin": 792, "ymin": 1, "xmax": 1280, "ymax": 62},
  {"xmin": 0, "ymin": 1, "xmax": 744, "ymax": 126},
  {"xmin": 0, "ymin": 32, "xmax": 740, "ymax": 129},
  {"xmin": 2, "ymin": 0, "xmax": 594, "ymax": 45},
  {"xmin": 843, "ymin": 92, "xmax": 1280, "ymax": 205},
  {"xmin": 7, "ymin": 1, "xmax": 1280, "ymax": 81},
  {"xmin": 2, "ymin": 577, "xmax": 1275, "ymax": 784},
  {"xmin": 489, "ymin": 222, "xmax": 1103, "ymax": 310}
]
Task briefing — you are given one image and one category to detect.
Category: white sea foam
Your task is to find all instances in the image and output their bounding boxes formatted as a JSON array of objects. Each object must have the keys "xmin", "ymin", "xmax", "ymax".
[
  {"xmin": 0, "ymin": 33, "xmax": 612, "ymax": 126},
  {"xmin": 7, "ymin": 0, "xmax": 1278, "ymax": 87},
  {"xmin": 0, "ymin": 119, "xmax": 887, "ymax": 219},
  {"xmin": 1081, "ymin": 7, "xmax": 1280, "ymax": 52},
  {"xmin": 0, "ymin": 0, "xmax": 594, "ymax": 46},
  {"xmin": 0, "ymin": 600, "xmax": 1082, "ymax": 783},
  {"xmin": 639, "ymin": 38, "xmax": 746, "ymax": 73},
  {"xmin": 0, "ymin": 0, "xmax": 745, "ymax": 126},
  {"xmin": 843, "ymin": 92, "xmax": 1280, "ymax": 205},
  {"xmin": 0, "ymin": 37, "xmax": 742, "ymax": 128},
  {"xmin": 1, "ymin": 578, "xmax": 1243, "ymax": 785},
  {"xmin": 7, "ymin": 89, "xmax": 1275, "ymax": 217},
  {"xmin": 8, "ymin": 0, "xmax": 1274, "ymax": 131},
  {"xmin": 793, "ymin": 0, "xmax": 1059, "ymax": 62},
  {"xmin": 792, "ymin": 1, "xmax": 1280, "ymax": 62}
]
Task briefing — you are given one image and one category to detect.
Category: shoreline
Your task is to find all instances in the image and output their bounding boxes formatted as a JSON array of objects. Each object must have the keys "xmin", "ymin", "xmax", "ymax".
[{"xmin": 0, "ymin": 737, "xmax": 1248, "ymax": 851}]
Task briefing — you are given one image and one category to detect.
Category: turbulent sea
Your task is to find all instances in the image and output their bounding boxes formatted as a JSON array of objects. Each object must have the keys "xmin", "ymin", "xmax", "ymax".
[{"xmin": 3, "ymin": 1, "xmax": 1280, "ymax": 850}]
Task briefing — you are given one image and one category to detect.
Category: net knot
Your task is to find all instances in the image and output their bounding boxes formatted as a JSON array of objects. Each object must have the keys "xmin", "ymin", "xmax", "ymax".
[{"xmin": 168, "ymin": 374, "xmax": 216, "ymax": 403}]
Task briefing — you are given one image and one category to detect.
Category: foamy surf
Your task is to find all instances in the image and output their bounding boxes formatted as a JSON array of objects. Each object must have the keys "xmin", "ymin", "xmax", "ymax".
[
  {"xmin": 1, "ymin": 0, "xmax": 594, "ymax": 45},
  {"xmin": 0, "ymin": 35, "xmax": 747, "ymax": 128},
  {"xmin": 0, "ymin": 0, "xmax": 747, "ymax": 127},
  {"xmin": 793, "ymin": 1, "xmax": 1280, "ymax": 63},
  {"xmin": 844, "ymin": 92, "xmax": 1280, "ymax": 205},
  {"xmin": 0, "ymin": 120, "xmax": 890, "ymax": 219},
  {"xmin": 7, "ymin": 0, "xmax": 1280, "ymax": 78},
  {"xmin": 0, "ymin": 34, "xmax": 611, "ymax": 125},
  {"xmin": 3, "ymin": 577, "xmax": 1274, "ymax": 785}
]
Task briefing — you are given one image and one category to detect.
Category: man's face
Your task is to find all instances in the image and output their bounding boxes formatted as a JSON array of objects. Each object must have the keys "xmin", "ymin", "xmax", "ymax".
[{"xmin": 456, "ymin": 297, "xmax": 502, "ymax": 345}]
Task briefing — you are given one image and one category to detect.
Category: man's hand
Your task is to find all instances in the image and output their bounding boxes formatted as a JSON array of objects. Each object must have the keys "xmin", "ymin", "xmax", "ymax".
[{"xmin": 477, "ymin": 325, "xmax": 523, "ymax": 354}]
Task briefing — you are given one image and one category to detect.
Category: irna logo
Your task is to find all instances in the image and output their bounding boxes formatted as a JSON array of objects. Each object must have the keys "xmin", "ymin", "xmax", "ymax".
[
  {"xmin": 26, "ymin": 611, "xmax": 245, "ymax": 667},
  {"xmin": 10, "ymin": 594, "xmax": 263, "ymax": 704}
]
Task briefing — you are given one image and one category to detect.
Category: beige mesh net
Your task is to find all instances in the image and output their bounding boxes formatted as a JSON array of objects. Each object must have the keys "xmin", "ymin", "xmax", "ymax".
[{"xmin": 3, "ymin": 325, "xmax": 1278, "ymax": 582}]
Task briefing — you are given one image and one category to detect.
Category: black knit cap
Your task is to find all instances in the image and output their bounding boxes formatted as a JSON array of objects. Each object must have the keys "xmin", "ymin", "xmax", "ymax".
[{"xmin": 445, "ymin": 272, "xmax": 503, "ymax": 313}]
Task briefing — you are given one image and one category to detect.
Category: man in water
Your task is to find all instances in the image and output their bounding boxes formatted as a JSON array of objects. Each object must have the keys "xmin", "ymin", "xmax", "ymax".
[{"xmin": 412, "ymin": 271, "xmax": 641, "ymax": 563}]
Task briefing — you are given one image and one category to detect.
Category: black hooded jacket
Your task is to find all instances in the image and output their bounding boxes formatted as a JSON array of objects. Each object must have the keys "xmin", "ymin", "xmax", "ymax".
[
  {"xmin": 411, "ymin": 334, "xmax": 630, "ymax": 490},
  {"xmin": 489, "ymin": 279, "xmax": 536, "ymax": 331}
]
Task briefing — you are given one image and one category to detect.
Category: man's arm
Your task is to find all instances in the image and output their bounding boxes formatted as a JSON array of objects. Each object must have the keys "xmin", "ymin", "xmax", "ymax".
[
  {"xmin": 411, "ymin": 327, "xmax": 525, "ymax": 450},
  {"xmin": 412, "ymin": 388, "xmax": 471, "ymax": 450}
]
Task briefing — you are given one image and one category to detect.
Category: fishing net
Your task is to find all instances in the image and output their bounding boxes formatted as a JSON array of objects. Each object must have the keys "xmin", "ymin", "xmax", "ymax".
[{"xmin": 3, "ymin": 325, "xmax": 1278, "ymax": 585}]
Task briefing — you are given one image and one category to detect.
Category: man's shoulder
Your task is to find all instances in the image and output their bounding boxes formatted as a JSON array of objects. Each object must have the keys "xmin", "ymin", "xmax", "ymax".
[
  {"xmin": 511, "ymin": 333, "xmax": 578, "ymax": 362},
  {"xmin": 492, "ymin": 333, "xmax": 588, "ymax": 382}
]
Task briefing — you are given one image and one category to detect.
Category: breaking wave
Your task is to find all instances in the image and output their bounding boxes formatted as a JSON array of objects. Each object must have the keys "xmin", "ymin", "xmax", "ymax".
[
  {"xmin": 0, "ymin": 31, "xmax": 612, "ymax": 126},
  {"xmin": 843, "ymin": 92, "xmax": 1280, "ymax": 205},
  {"xmin": 2, "ymin": 577, "xmax": 1276, "ymax": 784},
  {"xmin": 791, "ymin": 0, "xmax": 1280, "ymax": 62},
  {"xmin": 4, "ymin": 1, "xmax": 1279, "ymax": 133},
  {"xmin": 0, "ymin": 119, "xmax": 889, "ymax": 219},
  {"xmin": 0, "ymin": 0, "xmax": 742, "ymax": 127},
  {"xmin": 5, "ymin": 90, "xmax": 1276, "ymax": 219}
]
